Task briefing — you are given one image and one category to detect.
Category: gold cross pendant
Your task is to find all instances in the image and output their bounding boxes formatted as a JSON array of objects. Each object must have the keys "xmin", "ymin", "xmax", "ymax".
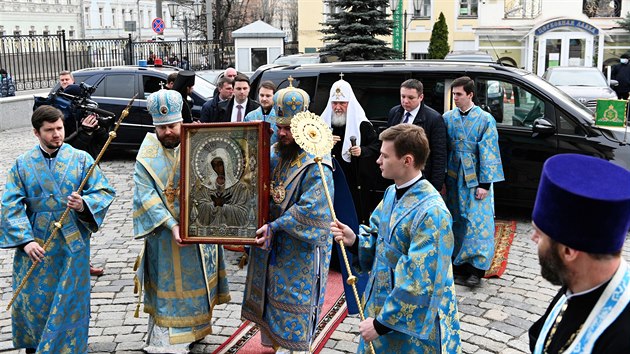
[
  {"xmin": 164, "ymin": 183, "xmax": 179, "ymax": 204},
  {"xmin": 291, "ymin": 152, "xmax": 306, "ymax": 168}
]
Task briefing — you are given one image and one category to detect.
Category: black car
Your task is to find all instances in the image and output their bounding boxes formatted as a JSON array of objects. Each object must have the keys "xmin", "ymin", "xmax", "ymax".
[
  {"xmin": 249, "ymin": 60, "xmax": 630, "ymax": 208},
  {"xmin": 57, "ymin": 66, "xmax": 215, "ymax": 148}
]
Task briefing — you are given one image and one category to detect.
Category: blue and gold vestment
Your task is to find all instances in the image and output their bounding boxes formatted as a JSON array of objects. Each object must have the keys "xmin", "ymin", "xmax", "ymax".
[
  {"xmin": 132, "ymin": 133, "xmax": 231, "ymax": 345},
  {"xmin": 354, "ymin": 179, "xmax": 462, "ymax": 353},
  {"xmin": 443, "ymin": 106, "xmax": 504, "ymax": 271},
  {"xmin": 1, "ymin": 143, "xmax": 115, "ymax": 353},
  {"xmin": 244, "ymin": 107, "xmax": 278, "ymax": 144},
  {"xmin": 242, "ymin": 145, "xmax": 334, "ymax": 352}
]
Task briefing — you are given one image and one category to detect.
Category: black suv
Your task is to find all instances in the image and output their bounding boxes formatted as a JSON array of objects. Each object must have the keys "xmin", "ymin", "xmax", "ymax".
[
  {"xmin": 59, "ymin": 66, "xmax": 215, "ymax": 148},
  {"xmin": 250, "ymin": 61, "xmax": 630, "ymax": 208}
]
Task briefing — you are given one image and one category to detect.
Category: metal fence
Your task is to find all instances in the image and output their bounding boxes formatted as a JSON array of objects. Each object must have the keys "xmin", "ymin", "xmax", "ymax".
[{"xmin": 0, "ymin": 31, "xmax": 235, "ymax": 91}]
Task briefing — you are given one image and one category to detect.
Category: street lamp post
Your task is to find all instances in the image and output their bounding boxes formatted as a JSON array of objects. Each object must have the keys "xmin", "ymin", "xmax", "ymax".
[
  {"xmin": 389, "ymin": 0, "xmax": 421, "ymax": 59},
  {"xmin": 168, "ymin": 1, "xmax": 202, "ymax": 67},
  {"xmin": 205, "ymin": 0, "xmax": 213, "ymax": 69}
]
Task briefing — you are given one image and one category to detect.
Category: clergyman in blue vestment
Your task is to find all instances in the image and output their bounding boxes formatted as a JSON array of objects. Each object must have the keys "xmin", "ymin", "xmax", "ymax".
[
  {"xmin": 0, "ymin": 105, "xmax": 115, "ymax": 353},
  {"xmin": 244, "ymin": 80, "xmax": 278, "ymax": 144},
  {"xmin": 132, "ymin": 90, "xmax": 230, "ymax": 354},
  {"xmin": 332, "ymin": 124, "xmax": 462, "ymax": 353},
  {"xmin": 443, "ymin": 76, "xmax": 504, "ymax": 288},
  {"xmin": 242, "ymin": 82, "xmax": 335, "ymax": 353}
]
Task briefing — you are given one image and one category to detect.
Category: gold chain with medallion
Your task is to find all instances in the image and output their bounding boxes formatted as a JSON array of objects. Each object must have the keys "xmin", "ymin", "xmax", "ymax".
[
  {"xmin": 270, "ymin": 156, "xmax": 292, "ymax": 204},
  {"xmin": 163, "ymin": 147, "xmax": 181, "ymax": 207}
]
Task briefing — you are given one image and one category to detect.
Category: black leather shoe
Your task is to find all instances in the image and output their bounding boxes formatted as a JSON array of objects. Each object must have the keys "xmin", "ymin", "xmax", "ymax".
[
  {"xmin": 464, "ymin": 274, "xmax": 481, "ymax": 288},
  {"xmin": 453, "ymin": 275, "xmax": 466, "ymax": 286},
  {"xmin": 452, "ymin": 264, "xmax": 466, "ymax": 277},
  {"xmin": 25, "ymin": 348, "xmax": 36, "ymax": 354}
]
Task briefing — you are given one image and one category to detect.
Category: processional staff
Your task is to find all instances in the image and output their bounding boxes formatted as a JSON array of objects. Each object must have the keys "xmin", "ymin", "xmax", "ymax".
[
  {"xmin": 291, "ymin": 111, "xmax": 376, "ymax": 354},
  {"xmin": 6, "ymin": 94, "xmax": 138, "ymax": 311}
]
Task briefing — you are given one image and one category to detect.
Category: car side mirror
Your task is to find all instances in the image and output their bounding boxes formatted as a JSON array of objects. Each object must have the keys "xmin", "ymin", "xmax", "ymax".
[
  {"xmin": 532, "ymin": 118, "xmax": 555, "ymax": 138},
  {"xmin": 610, "ymin": 79, "xmax": 619, "ymax": 87}
]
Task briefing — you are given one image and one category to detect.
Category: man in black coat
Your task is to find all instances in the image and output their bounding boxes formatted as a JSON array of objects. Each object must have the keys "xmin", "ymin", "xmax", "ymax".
[
  {"xmin": 212, "ymin": 74, "xmax": 260, "ymax": 123},
  {"xmin": 200, "ymin": 77, "xmax": 234, "ymax": 122},
  {"xmin": 387, "ymin": 78, "xmax": 447, "ymax": 191},
  {"xmin": 612, "ymin": 53, "xmax": 630, "ymax": 99}
]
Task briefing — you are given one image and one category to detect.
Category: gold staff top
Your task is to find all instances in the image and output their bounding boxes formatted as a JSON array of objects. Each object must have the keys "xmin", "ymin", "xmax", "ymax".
[{"xmin": 291, "ymin": 111, "xmax": 334, "ymax": 157}]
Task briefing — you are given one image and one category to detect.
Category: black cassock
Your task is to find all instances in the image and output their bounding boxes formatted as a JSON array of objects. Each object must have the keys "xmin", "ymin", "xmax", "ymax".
[
  {"xmin": 529, "ymin": 281, "xmax": 630, "ymax": 354},
  {"xmin": 331, "ymin": 121, "xmax": 381, "ymax": 225}
]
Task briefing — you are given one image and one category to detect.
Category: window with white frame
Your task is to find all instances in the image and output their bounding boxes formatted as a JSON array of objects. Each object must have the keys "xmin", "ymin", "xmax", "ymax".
[
  {"xmin": 413, "ymin": 0, "xmax": 431, "ymax": 18},
  {"xmin": 459, "ymin": 0, "xmax": 478, "ymax": 17},
  {"xmin": 99, "ymin": 7, "xmax": 104, "ymax": 28}
]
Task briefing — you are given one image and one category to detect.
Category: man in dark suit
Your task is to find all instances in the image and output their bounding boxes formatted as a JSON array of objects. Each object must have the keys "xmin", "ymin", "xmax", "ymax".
[
  {"xmin": 200, "ymin": 77, "xmax": 234, "ymax": 122},
  {"xmin": 212, "ymin": 74, "xmax": 260, "ymax": 123},
  {"xmin": 387, "ymin": 79, "xmax": 446, "ymax": 191}
]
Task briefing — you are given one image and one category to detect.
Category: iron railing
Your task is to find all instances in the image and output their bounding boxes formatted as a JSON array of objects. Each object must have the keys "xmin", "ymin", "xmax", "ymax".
[{"xmin": 0, "ymin": 31, "xmax": 235, "ymax": 91}]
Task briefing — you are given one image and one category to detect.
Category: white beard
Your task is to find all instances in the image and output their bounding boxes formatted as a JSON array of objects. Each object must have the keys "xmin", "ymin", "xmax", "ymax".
[{"xmin": 331, "ymin": 112, "xmax": 347, "ymax": 128}]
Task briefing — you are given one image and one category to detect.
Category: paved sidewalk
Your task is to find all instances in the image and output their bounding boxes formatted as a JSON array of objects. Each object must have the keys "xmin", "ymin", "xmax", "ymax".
[{"xmin": 0, "ymin": 127, "xmax": 628, "ymax": 354}]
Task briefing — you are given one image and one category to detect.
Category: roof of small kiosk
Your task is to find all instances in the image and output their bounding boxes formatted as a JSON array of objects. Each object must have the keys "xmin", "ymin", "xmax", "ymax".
[{"xmin": 232, "ymin": 20, "xmax": 286, "ymax": 38}]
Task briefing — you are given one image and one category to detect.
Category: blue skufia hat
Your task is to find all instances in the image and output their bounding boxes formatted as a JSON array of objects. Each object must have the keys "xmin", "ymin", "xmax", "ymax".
[
  {"xmin": 533, "ymin": 154, "xmax": 630, "ymax": 254},
  {"xmin": 146, "ymin": 89, "xmax": 183, "ymax": 126},
  {"xmin": 273, "ymin": 76, "xmax": 310, "ymax": 125}
]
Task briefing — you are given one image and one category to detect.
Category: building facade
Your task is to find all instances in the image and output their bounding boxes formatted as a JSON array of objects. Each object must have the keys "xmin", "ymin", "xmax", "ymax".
[
  {"xmin": 0, "ymin": 0, "xmax": 182, "ymax": 40},
  {"xmin": 300, "ymin": 0, "xmax": 630, "ymax": 75},
  {"xmin": 0, "ymin": 0, "xmax": 82, "ymax": 38},
  {"xmin": 1, "ymin": 0, "xmax": 296, "ymax": 42}
]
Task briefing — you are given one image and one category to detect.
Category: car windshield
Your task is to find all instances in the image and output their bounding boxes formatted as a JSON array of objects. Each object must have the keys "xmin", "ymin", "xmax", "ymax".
[
  {"xmin": 547, "ymin": 69, "xmax": 607, "ymax": 87},
  {"xmin": 524, "ymin": 72, "xmax": 595, "ymax": 122},
  {"xmin": 193, "ymin": 75, "xmax": 216, "ymax": 99},
  {"xmin": 197, "ymin": 70, "xmax": 222, "ymax": 85}
]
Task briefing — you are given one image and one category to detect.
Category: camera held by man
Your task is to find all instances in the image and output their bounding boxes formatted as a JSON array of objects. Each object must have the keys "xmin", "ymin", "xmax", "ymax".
[{"xmin": 34, "ymin": 82, "xmax": 115, "ymax": 159}]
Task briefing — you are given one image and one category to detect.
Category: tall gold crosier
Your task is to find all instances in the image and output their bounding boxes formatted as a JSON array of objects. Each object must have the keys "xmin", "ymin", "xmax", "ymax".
[
  {"xmin": 6, "ymin": 94, "xmax": 138, "ymax": 311},
  {"xmin": 291, "ymin": 111, "xmax": 376, "ymax": 354}
]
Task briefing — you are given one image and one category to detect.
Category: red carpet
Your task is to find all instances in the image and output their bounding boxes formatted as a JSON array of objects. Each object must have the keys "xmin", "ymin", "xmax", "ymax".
[
  {"xmin": 484, "ymin": 220, "xmax": 517, "ymax": 278},
  {"xmin": 212, "ymin": 271, "xmax": 347, "ymax": 354}
]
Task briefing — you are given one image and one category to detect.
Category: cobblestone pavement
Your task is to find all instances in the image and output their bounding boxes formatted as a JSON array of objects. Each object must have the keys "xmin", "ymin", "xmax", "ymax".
[{"xmin": 1, "ymin": 127, "xmax": 629, "ymax": 354}]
